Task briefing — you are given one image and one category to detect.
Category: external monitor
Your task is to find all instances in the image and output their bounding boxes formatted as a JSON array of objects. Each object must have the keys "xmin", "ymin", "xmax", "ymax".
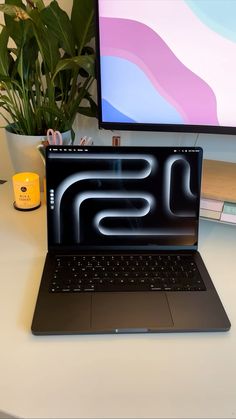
[{"xmin": 95, "ymin": 0, "xmax": 236, "ymax": 134}]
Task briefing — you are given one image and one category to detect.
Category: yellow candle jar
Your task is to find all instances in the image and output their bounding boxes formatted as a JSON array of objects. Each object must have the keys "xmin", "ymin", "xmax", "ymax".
[{"xmin": 12, "ymin": 172, "xmax": 41, "ymax": 211}]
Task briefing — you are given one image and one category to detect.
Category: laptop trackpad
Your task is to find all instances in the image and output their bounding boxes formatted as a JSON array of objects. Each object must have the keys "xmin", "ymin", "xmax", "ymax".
[{"xmin": 91, "ymin": 292, "xmax": 173, "ymax": 332}]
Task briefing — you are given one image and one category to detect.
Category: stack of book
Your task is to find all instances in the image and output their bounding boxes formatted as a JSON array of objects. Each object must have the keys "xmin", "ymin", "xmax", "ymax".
[
  {"xmin": 200, "ymin": 198, "xmax": 236, "ymax": 224},
  {"xmin": 200, "ymin": 198, "xmax": 223, "ymax": 221},
  {"xmin": 200, "ymin": 160, "xmax": 236, "ymax": 225}
]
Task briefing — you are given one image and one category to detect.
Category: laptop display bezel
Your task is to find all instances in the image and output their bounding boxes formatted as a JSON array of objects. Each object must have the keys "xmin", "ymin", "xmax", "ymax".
[{"xmin": 45, "ymin": 146, "xmax": 202, "ymax": 253}]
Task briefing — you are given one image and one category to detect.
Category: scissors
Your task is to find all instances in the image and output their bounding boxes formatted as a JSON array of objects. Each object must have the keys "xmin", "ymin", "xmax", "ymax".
[
  {"xmin": 79, "ymin": 136, "xmax": 93, "ymax": 145},
  {"xmin": 47, "ymin": 128, "xmax": 63, "ymax": 145}
]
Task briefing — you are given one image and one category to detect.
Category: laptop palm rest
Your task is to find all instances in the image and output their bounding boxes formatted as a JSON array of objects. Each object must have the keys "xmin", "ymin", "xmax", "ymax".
[{"xmin": 91, "ymin": 292, "xmax": 173, "ymax": 332}]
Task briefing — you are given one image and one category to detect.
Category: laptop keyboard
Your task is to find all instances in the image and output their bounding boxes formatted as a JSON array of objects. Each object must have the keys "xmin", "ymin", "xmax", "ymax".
[{"xmin": 50, "ymin": 254, "xmax": 206, "ymax": 293}]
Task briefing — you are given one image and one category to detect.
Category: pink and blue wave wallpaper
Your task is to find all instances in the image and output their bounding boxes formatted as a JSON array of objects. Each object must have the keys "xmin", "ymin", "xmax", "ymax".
[{"xmin": 98, "ymin": 0, "xmax": 236, "ymax": 127}]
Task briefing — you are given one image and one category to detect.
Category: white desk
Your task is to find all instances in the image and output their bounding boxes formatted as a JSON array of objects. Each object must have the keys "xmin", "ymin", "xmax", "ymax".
[{"xmin": 0, "ymin": 182, "xmax": 236, "ymax": 419}]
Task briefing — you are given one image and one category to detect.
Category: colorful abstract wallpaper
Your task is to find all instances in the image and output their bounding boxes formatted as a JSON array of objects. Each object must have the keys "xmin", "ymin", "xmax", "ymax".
[{"xmin": 98, "ymin": 0, "xmax": 236, "ymax": 127}]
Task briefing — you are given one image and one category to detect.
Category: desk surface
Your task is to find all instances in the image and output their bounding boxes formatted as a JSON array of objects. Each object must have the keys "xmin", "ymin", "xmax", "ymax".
[{"xmin": 0, "ymin": 182, "xmax": 236, "ymax": 419}]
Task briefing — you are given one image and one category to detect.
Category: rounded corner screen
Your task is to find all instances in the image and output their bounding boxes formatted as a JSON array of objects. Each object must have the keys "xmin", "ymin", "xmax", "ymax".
[
  {"xmin": 46, "ymin": 146, "xmax": 202, "ymax": 250},
  {"xmin": 97, "ymin": 0, "xmax": 236, "ymax": 133}
]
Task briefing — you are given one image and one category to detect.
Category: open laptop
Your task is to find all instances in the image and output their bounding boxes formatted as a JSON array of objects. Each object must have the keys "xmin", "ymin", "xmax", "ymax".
[{"xmin": 31, "ymin": 146, "xmax": 230, "ymax": 334}]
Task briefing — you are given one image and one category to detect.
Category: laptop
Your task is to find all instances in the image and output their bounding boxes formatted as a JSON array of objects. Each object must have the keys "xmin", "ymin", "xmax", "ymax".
[{"xmin": 31, "ymin": 146, "xmax": 231, "ymax": 334}]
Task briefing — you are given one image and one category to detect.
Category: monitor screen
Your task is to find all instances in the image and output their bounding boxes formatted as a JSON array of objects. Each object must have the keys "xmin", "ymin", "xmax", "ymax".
[
  {"xmin": 96, "ymin": 0, "xmax": 236, "ymax": 134},
  {"xmin": 46, "ymin": 146, "xmax": 202, "ymax": 250}
]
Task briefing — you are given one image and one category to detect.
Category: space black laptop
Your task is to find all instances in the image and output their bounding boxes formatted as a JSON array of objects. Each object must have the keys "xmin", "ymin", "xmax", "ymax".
[{"xmin": 31, "ymin": 146, "xmax": 230, "ymax": 334}]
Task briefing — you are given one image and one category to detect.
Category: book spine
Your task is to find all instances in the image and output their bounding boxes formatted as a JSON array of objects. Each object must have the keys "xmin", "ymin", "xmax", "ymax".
[
  {"xmin": 223, "ymin": 202, "xmax": 236, "ymax": 215},
  {"xmin": 200, "ymin": 208, "xmax": 221, "ymax": 220},
  {"xmin": 200, "ymin": 198, "xmax": 224, "ymax": 212},
  {"xmin": 220, "ymin": 213, "xmax": 236, "ymax": 224}
]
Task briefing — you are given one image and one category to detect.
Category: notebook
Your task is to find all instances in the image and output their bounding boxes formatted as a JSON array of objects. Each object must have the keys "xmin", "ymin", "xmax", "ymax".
[{"xmin": 31, "ymin": 146, "xmax": 230, "ymax": 334}]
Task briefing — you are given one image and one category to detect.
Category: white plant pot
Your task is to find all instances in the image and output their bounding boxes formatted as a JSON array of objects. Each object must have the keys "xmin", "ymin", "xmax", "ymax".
[{"xmin": 5, "ymin": 127, "xmax": 71, "ymax": 189}]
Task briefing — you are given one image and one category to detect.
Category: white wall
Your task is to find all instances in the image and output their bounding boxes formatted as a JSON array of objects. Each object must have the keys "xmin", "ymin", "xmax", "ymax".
[{"xmin": 1, "ymin": 0, "xmax": 236, "ymax": 181}]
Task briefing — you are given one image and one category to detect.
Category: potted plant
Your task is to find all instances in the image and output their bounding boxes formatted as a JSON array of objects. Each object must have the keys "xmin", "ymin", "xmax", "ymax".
[{"xmin": 0, "ymin": 0, "xmax": 97, "ymax": 181}]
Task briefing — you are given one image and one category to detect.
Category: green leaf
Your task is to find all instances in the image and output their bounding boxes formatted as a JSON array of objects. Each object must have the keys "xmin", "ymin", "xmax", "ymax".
[
  {"xmin": 71, "ymin": 0, "xmax": 95, "ymax": 53},
  {"xmin": 12, "ymin": 19, "xmax": 36, "ymax": 84},
  {"xmin": 77, "ymin": 106, "xmax": 97, "ymax": 118},
  {"xmin": 41, "ymin": 1, "xmax": 75, "ymax": 57},
  {"xmin": 36, "ymin": 104, "xmax": 63, "ymax": 120},
  {"xmin": 0, "ymin": 4, "xmax": 31, "ymax": 20},
  {"xmin": 52, "ymin": 55, "xmax": 95, "ymax": 81},
  {"xmin": 4, "ymin": 0, "xmax": 25, "ymax": 8},
  {"xmin": 22, "ymin": 36, "xmax": 39, "ymax": 83},
  {"xmin": 32, "ymin": 0, "xmax": 45, "ymax": 12},
  {"xmin": 30, "ymin": 8, "xmax": 59, "ymax": 73},
  {"xmin": 0, "ymin": 93, "xmax": 14, "ymax": 103},
  {"xmin": 1, "ymin": 1, "xmax": 27, "ymax": 46},
  {"xmin": 0, "ymin": 27, "xmax": 9, "ymax": 76},
  {"xmin": 0, "ymin": 74, "xmax": 11, "ymax": 84},
  {"xmin": 76, "ymin": 91, "xmax": 98, "ymax": 118},
  {"xmin": 35, "ymin": 105, "xmax": 71, "ymax": 131}
]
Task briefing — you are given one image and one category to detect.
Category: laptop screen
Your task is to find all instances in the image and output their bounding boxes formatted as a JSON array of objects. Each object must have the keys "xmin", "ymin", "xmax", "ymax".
[{"xmin": 46, "ymin": 146, "xmax": 202, "ymax": 251}]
